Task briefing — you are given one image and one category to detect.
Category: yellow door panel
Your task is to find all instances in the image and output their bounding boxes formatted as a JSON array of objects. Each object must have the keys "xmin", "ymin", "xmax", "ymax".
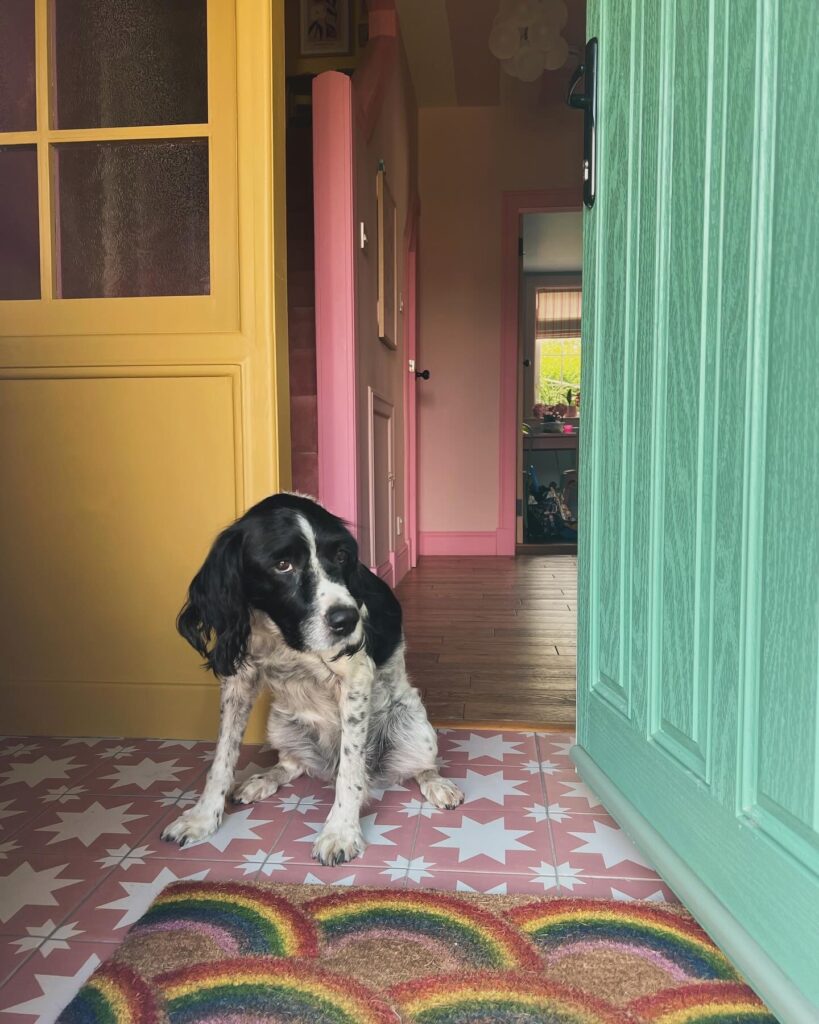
[{"xmin": 0, "ymin": 1, "xmax": 289, "ymax": 740}]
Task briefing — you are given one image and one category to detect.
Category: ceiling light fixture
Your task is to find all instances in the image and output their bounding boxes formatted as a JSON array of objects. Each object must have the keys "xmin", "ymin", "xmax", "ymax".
[{"xmin": 489, "ymin": 0, "xmax": 570, "ymax": 82}]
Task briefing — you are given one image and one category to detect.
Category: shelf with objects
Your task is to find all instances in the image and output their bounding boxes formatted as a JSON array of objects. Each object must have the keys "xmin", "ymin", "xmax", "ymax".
[{"xmin": 521, "ymin": 396, "xmax": 578, "ymax": 546}]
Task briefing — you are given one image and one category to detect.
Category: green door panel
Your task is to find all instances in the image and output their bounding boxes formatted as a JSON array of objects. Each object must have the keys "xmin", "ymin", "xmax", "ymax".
[{"xmin": 577, "ymin": 0, "xmax": 818, "ymax": 1011}]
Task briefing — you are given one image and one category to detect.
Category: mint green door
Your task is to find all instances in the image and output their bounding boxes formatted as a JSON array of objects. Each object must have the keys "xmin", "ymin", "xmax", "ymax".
[{"xmin": 575, "ymin": 0, "xmax": 819, "ymax": 1018}]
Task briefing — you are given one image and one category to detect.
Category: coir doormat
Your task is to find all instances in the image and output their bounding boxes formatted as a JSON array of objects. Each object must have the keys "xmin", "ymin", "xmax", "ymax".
[{"xmin": 57, "ymin": 881, "xmax": 778, "ymax": 1023}]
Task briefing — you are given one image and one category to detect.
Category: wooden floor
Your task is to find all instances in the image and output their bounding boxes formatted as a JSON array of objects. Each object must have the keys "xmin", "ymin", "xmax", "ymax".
[{"xmin": 396, "ymin": 555, "xmax": 577, "ymax": 728}]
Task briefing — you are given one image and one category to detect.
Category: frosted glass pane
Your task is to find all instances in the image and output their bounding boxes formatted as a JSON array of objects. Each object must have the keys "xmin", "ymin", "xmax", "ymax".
[
  {"xmin": 53, "ymin": 139, "xmax": 210, "ymax": 298},
  {"xmin": 0, "ymin": 0, "xmax": 36, "ymax": 131},
  {"xmin": 0, "ymin": 145, "xmax": 40, "ymax": 299},
  {"xmin": 51, "ymin": 0, "xmax": 207, "ymax": 129}
]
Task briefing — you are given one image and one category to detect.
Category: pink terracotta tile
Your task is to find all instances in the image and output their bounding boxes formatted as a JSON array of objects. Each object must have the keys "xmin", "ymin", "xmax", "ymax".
[
  {"xmin": 435, "ymin": 730, "xmax": 539, "ymax": 767},
  {"xmin": 544, "ymin": 770, "xmax": 605, "ymax": 814},
  {"xmin": 413, "ymin": 806, "xmax": 549, "ymax": 874},
  {"xmin": 0, "ymin": 796, "xmax": 36, "ymax": 841},
  {"xmin": 66, "ymin": 857, "xmax": 271, "ymax": 943},
  {"xmin": 0, "ymin": 853, "xmax": 112, "ymax": 937},
  {"xmin": 558, "ymin": 875, "xmax": 678, "ymax": 901},
  {"xmin": 549, "ymin": 811, "xmax": 661, "ymax": 880},
  {"xmin": 0, "ymin": 939, "xmax": 118, "ymax": 1021},
  {"xmin": 416, "ymin": 868, "xmax": 561, "ymax": 897},
  {"xmin": 154, "ymin": 802, "xmax": 290, "ymax": 864},
  {"xmin": 266, "ymin": 861, "xmax": 410, "ymax": 889},
  {"xmin": 534, "ymin": 733, "xmax": 575, "ymax": 770},
  {"xmin": 13, "ymin": 795, "xmax": 174, "ymax": 860},
  {"xmin": 274, "ymin": 808, "xmax": 418, "ymax": 871},
  {"xmin": 80, "ymin": 748, "xmax": 207, "ymax": 798},
  {"xmin": 0, "ymin": 750, "xmax": 97, "ymax": 800}
]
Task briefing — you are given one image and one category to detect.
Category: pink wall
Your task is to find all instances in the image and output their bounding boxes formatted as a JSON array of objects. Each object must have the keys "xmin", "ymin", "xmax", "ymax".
[
  {"xmin": 314, "ymin": 2, "xmax": 418, "ymax": 585},
  {"xmin": 417, "ymin": 103, "xmax": 581, "ymax": 551}
]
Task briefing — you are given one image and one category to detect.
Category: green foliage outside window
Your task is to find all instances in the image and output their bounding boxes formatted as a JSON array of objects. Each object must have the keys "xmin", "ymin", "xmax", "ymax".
[{"xmin": 538, "ymin": 337, "xmax": 581, "ymax": 406}]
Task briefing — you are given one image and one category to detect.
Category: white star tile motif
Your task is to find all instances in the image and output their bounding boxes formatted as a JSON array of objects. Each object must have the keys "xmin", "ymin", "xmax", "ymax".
[
  {"xmin": 63, "ymin": 738, "xmax": 107, "ymax": 748},
  {"xmin": 529, "ymin": 860, "xmax": 561, "ymax": 891},
  {"xmin": 399, "ymin": 799, "xmax": 439, "ymax": 819},
  {"xmin": 258, "ymin": 851, "xmax": 293, "ymax": 877},
  {"xmin": 522, "ymin": 760, "xmax": 560, "ymax": 776},
  {"xmin": 456, "ymin": 880, "xmax": 508, "ymax": 895},
  {"xmin": 2, "ymin": 953, "xmax": 101, "ymax": 1019},
  {"xmin": 554, "ymin": 778, "xmax": 602, "ymax": 808},
  {"xmin": 0, "ymin": 840, "xmax": 20, "ymax": 860},
  {"xmin": 525, "ymin": 802, "xmax": 570, "ymax": 823},
  {"xmin": 381, "ymin": 855, "xmax": 434, "ymax": 884},
  {"xmin": 1, "ymin": 742, "xmax": 40, "ymax": 757},
  {"xmin": 101, "ymin": 758, "xmax": 186, "ymax": 790},
  {"xmin": 431, "ymin": 816, "xmax": 532, "ymax": 864},
  {"xmin": 303, "ymin": 872, "xmax": 356, "ymax": 886},
  {"xmin": 277, "ymin": 794, "xmax": 323, "ymax": 814},
  {"xmin": 448, "ymin": 734, "xmax": 524, "ymax": 762},
  {"xmin": 101, "ymin": 745, "xmax": 139, "ymax": 760},
  {"xmin": 543, "ymin": 737, "xmax": 575, "ymax": 757},
  {"xmin": 42, "ymin": 786, "xmax": 87, "ymax": 805},
  {"xmin": 183, "ymin": 808, "xmax": 275, "ymax": 852},
  {"xmin": 568, "ymin": 820, "xmax": 653, "ymax": 870},
  {"xmin": 11, "ymin": 920, "xmax": 84, "ymax": 957},
  {"xmin": 448, "ymin": 769, "xmax": 527, "ymax": 806},
  {"xmin": 158, "ymin": 788, "xmax": 200, "ymax": 808},
  {"xmin": 295, "ymin": 814, "xmax": 399, "ymax": 848},
  {"xmin": 235, "ymin": 849, "xmax": 272, "ymax": 876},
  {"xmin": 96, "ymin": 845, "xmax": 154, "ymax": 870},
  {"xmin": 97, "ymin": 866, "xmax": 209, "ymax": 929},
  {"xmin": 37, "ymin": 802, "xmax": 145, "ymax": 847},
  {"xmin": 0, "ymin": 799, "xmax": 22, "ymax": 824},
  {"xmin": 0, "ymin": 862, "xmax": 80, "ymax": 924},
  {"xmin": 555, "ymin": 861, "xmax": 587, "ymax": 891},
  {"xmin": 158, "ymin": 740, "xmax": 199, "ymax": 749},
  {"xmin": 1, "ymin": 756, "xmax": 83, "ymax": 788},
  {"xmin": 611, "ymin": 886, "xmax": 666, "ymax": 902}
]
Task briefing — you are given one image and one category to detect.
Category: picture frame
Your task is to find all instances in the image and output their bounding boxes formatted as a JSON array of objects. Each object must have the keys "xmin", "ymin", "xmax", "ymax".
[
  {"xmin": 376, "ymin": 168, "xmax": 398, "ymax": 350},
  {"xmin": 298, "ymin": 0, "xmax": 353, "ymax": 58}
]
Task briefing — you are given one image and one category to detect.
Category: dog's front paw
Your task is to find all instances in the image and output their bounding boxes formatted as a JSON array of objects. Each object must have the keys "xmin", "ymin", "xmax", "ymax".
[
  {"xmin": 161, "ymin": 807, "xmax": 221, "ymax": 848},
  {"xmin": 231, "ymin": 773, "xmax": 279, "ymax": 805},
  {"xmin": 421, "ymin": 776, "xmax": 465, "ymax": 811},
  {"xmin": 312, "ymin": 821, "xmax": 365, "ymax": 866}
]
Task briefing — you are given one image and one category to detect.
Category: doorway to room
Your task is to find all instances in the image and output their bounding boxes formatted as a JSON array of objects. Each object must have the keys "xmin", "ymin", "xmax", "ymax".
[{"xmin": 518, "ymin": 211, "xmax": 583, "ymax": 552}]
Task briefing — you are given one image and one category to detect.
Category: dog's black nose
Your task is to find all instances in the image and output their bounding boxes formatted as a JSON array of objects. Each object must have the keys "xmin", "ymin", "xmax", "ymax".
[{"xmin": 326, "ymin": 605, "xmax": 359, "ymax": 636}]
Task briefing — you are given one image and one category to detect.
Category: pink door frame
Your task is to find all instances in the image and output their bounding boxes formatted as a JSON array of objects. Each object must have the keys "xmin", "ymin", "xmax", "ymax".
[
  {"xmin": 498, "ymin": 188, "xmax": 582, "ymax": 556},
  {"xmin": 403, "ymin": 196, "xmax": 420, "ymax": 567},
  {"xmin": 313, "ymin": 72, "xmax": 358, "ymax": 532}
]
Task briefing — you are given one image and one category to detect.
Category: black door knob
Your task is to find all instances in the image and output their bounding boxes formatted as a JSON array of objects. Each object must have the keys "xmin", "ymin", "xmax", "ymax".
[
  {"xmin": 523, "ymin": 359, "xmax": 532, "ymax": 367},
  {"xmin": 415, "ymin": 369, "xmax": 430, "ymax": 380}
]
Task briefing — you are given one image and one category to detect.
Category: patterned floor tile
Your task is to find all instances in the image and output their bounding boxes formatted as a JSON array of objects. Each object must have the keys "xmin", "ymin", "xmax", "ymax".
[
  {"xmin": 549, "ymin": 810, "xmax": 661, "ymax": 879},
  {"xmin": 80, "ymin": 747, "xmax": 208, "ymax": 798},
  {"xmin": 413, "ymin": 805, "xmax": 550, "ymax": 873},
  {"xmin": 559, "ymin": 875, "xmax": 678, "ymax": 901},
  {"xmin": 435, "ymin": 730, "xmax": 539, "ymax": 766},
  {"xmin": 155, "ymin": 801, "xmax": 291, "ymax": 863},
  {"xmin": 0, "ymin": 751, "xmax": 98, "ymax": 800},
  {"xmin": 544, "ymin": 769, "xmax": 604, "ymax": 813},
  {"xmin": 270, "ymin": 861, "xmax": 410, "ymax": 889},
  {"xmin": 274, "ymin": 807, "xmax": 418, "ymax": 871},
  {"xmin": 0, "ymin": 939, "xmax": 117, "ymax": 1022},
  {"xmin": 0, "ymin": 853, "xmax": 112, "ymax": 937},
  {"xmin": 12, "ymin": 795, "xmax": 176, "ymax": 860}
]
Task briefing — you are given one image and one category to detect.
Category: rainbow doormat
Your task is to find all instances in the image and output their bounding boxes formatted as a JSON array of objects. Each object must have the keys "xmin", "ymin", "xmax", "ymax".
[{"xmin": 57, "ymin": 882, "xmax": 778, "ymax": 1023}]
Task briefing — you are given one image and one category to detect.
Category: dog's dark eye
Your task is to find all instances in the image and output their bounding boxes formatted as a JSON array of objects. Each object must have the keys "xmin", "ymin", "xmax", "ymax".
[
  {"xmin": 274, "ymin": 559, "xmax": 293, "ymax": 573},
  {"xmin": 335, "ymin": 550, "xmax": 349, "ymax": 565}
]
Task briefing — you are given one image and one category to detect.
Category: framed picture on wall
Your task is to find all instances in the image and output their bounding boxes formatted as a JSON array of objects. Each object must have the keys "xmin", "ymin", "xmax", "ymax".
[
  {"xmin": 377, "ymin": 168, "xmax": 398, "ymax": 350},
  {"xmin": 299, "ymin": 0, "xmax": 353, "ymax": 57}
]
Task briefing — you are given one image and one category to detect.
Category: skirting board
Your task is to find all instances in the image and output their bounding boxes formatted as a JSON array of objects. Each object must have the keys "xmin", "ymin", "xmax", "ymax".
[
  {"xmin": 418, "ymin": 531, "xmax": 501, "ymax": 556},
  {"xmin": 571, "ymin": 746, "xmax": 817, "ymax": 1024}
]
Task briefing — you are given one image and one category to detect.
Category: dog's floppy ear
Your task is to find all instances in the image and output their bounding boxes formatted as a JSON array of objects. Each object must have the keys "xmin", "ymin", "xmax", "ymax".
[{"xmin": 177, "ymin": 528, "xmax": 250, "ymax": 678}]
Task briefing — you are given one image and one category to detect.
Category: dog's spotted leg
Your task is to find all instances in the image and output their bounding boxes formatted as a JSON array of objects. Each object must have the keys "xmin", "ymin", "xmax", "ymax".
[
  {"xmin": 231, "ymin": 755, "xmax": 304, "ymax": 804},
  {"xmin": 312, "ymin": 649, "xmax": 374, "ymax": 866},
  {"xmin": 161, "ymin": 668, "xmax": 261, "ymax": 847}
]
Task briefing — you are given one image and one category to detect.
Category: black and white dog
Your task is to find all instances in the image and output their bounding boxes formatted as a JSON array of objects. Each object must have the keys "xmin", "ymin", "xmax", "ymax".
[{"xmin": 161, "ymin": 492, "xmax": 463, "ymax": 865}]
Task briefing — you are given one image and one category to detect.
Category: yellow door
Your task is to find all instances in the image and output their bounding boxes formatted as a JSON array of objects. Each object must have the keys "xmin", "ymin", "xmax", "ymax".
[{"xmin": 0, "ymin": 1, "xmax": 289, "ymax": 740}]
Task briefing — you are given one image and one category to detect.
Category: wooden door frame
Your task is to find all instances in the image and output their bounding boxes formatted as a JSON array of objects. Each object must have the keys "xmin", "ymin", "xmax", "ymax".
[
  {"xmin": 403, "ymin": 195, "xmax": 420, "ymax": 567},
  {"xmin": 498, "ymin": 189, "xmax": 581, "ymax": 556}
]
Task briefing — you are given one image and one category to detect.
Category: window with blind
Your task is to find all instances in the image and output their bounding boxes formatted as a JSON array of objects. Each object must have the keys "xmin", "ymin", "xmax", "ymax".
[{"xmin": 534, "ymin": 286, "xmax": 582, "ymax": 406}]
